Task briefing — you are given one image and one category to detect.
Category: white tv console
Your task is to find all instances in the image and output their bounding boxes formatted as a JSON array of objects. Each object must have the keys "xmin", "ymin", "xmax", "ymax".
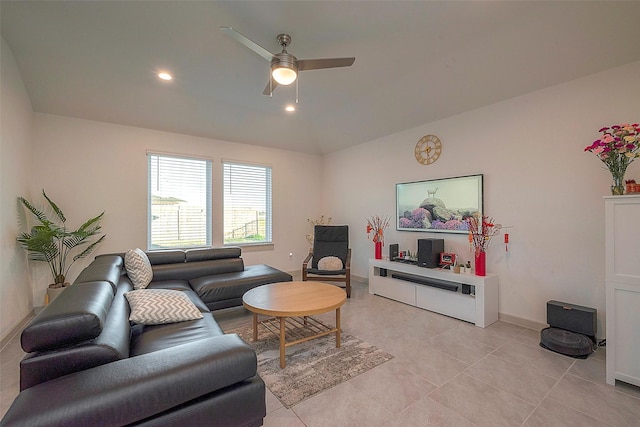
[{"xmin": 368, "ymin": 259, "xmax": 499, "ymax": 328}]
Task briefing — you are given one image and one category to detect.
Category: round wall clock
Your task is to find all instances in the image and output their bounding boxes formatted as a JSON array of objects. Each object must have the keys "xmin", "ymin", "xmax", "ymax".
[{"xmin": 415, "ymin": 135, "xmax": 442, "ymax": 165}]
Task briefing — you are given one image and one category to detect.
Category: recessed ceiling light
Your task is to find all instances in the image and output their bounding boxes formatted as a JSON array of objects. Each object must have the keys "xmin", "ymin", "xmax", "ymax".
[
  {"xmin": 158, "ymin": 72, "xmax": 173, "ymax": 81},
  {"xmin": 285, "ymin": 105, "xmax": 296, "ymax": 112}
]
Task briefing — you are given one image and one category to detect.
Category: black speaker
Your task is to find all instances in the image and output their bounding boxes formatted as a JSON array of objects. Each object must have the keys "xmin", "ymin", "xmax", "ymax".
[
  {"xmin": 389, "ymin": 244, "xmax": 399, "ymax": 261},
  {"xmin": 417, "ymin": 238, "xmax": 444, "ymax": 268}
]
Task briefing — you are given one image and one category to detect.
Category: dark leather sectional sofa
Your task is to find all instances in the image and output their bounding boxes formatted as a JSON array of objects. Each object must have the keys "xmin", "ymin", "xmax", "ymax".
[{"xmin": 1, "ymin": 247, "xmax": 292, "ymax": 427}]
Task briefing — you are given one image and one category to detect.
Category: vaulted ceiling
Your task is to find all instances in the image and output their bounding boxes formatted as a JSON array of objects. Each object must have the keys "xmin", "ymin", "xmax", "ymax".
[{"xmin": 2, "ymin": 1, "xmax": 640, "ymax": 155}]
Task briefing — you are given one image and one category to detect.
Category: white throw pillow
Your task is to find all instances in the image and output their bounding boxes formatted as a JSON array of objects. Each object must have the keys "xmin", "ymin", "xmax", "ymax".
[
  {"xmin": 125, "ymin": 289, "xmax": 203, "ymax": 325},
  {"xmin": 318, "ymin": 256, "xmax": 344, "ymax": 271},
  {"xmin": 124, "ymin": 248, "xmax": 153, "ymax": 289}
]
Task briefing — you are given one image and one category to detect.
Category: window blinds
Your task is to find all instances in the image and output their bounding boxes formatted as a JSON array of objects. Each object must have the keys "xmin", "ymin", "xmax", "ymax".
[{"xmin": 148, "ymin": 154, "xmax": 212, "ymax": 249}]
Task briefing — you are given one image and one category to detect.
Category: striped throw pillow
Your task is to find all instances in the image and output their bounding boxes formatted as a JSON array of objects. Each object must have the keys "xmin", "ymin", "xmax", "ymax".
[
  {"xmin": 124, "ymin": 248, "xmax": 153, "ymax": 289},
  {"xmin": 125, "ymin": 289, "xmax": 203, "ymax": 325}
]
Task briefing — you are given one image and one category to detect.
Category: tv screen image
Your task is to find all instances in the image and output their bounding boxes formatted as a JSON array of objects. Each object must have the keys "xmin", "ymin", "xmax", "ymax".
[{"xmin": 396, "ymin": 174, "xmax": 483, "ymax": 234}]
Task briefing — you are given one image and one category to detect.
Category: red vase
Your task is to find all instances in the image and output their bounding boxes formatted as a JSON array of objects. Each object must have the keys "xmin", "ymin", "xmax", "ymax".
[
  {"xmin": 475, "ymin": 250, "xmax": 486, "ymax": 276},
  {"xmin": 375, "ymin": 241, "xmax": 383, "ymax": 259}
]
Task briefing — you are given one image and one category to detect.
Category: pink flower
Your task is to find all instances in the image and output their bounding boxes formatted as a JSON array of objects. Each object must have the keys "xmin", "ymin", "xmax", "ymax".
[{"xmin": 585, "ymin": 124, "xmax": 639, "ymax": 177}]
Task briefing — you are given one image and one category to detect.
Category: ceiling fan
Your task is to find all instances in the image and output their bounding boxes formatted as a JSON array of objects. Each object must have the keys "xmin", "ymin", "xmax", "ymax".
[{"xmin": 220, "ymin": 27, "xmax": 355, "ymax": 96}]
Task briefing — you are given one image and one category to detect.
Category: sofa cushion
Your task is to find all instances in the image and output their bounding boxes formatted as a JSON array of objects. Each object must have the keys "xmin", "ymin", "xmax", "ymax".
[
  {"xmin": 74, "ymin": 258, "xmax": 123, "ymax": 294},
  {"xmin": 190, "ymin": 264, "xmax": 293, "ymax": 307},
  {"xmin": 125, "ymin": 248, "xmax": 153, "ymax": 289},
  {"xmin": 20, "ymin": 280, "xmax": 132, "ymax": 390},
  {"xmin": 146, "ymin": 249, "xmax": 186, "ymax": 265},
  {"xmin": 146, "ymin": 279, "xmax": 193, "ymax": 292},
  {"xmin": 92, "ymin": 254, "xmax": 124, "ymax": 267},
  {"xmin": 21, "ymin": 281, "xmax": 114, "ymax": 353},
  {"xmin": 125, "ymin": 289, "xmax": 203, "ymax": 325},
  {"xmin": 6, "ymin": 336, "xmax": 261, "ymax": 427},
  {"xmin": 129, "ymin": 313, "xmax": 224, "ymax": 356},
  {"xmin": 185, "ymin": 246, "xmax": 241, "ymax": 262},
  {"xmin": 151, "ymin": 258, "xmax": 244, "ymax": 282}
]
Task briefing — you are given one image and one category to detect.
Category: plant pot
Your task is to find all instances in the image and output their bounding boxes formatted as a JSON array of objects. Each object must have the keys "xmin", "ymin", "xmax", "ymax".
[{"xmin": 46, "ymin": 284, "xmax": 69, "ymax": 304}]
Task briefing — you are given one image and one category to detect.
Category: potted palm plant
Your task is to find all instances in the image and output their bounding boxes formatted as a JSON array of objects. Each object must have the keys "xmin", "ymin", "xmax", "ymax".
[{"xmin": 17, "ymin": 190, "xmax": 106, "ymax": 303}]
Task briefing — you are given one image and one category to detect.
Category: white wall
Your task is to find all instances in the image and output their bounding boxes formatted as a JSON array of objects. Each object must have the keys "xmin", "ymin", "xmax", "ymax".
[
  {"xmin": 4, "ymin": 41, "xmax": 638, "ymax": 340},
  {"xmin": 323, "ymin": 60, "xmax": 640, "ymax": 335},
  {"xmin": 0, "ymin": 37, "xmax": 34, "ymax": 341},
  {"xmin": 28, "ymin": 114, "xmax": 323, "ymax": 304}
]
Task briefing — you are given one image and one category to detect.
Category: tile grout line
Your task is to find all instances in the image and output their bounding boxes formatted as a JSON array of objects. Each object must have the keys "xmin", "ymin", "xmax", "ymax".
[
  {"xmin": 462, "ymin": 335, "xmax": 543, "ymax": 426},
  {"xmin": 532, "ymin": 367, "xmax": 618, "ymax": 427}
]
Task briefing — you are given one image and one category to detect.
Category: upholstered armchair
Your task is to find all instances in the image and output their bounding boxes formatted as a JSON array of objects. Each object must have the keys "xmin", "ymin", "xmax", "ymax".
[{"xmin": 302, "ymin": 225, "xmax": 351, "ymax": 297}]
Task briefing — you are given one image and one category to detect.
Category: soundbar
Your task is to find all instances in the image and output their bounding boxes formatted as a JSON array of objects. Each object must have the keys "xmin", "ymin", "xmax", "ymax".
[{"xmin": 391, "ymin": 272, "xmax": 459, "ymax": 292}]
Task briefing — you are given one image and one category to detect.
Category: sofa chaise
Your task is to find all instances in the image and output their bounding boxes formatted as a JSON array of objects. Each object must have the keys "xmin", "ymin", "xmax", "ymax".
[{"xmin": 1, "ymin": 246, "xmax": 292, "ymax": 427}]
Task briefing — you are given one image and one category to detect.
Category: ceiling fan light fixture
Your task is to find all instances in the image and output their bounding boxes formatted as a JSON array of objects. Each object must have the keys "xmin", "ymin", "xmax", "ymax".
[
  {"xmin": 272, "ymin": 64, "xmax": 297, "ymax": 85},
  {"xmin": 271, "ymin": 52, "xmax": 298, "ymax": 85}
]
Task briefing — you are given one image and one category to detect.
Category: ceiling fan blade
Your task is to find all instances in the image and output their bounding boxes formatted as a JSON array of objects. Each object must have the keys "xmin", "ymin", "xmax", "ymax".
[
  {"xmin": 262, "ymin": 77, "xmax": 280, "ymax": 96},
  {"xmin": 298, "ymin": 57, "xmax": 355, "ymax": 71},
  {"xmin": 220, "ymin": 26, "xmax": 274, "ymax": 62}
]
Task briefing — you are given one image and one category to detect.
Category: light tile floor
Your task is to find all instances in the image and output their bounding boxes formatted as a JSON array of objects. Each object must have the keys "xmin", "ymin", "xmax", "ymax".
[{"xmin": 2, "ymin": 281, "xmax": 639, "ymax": 426}]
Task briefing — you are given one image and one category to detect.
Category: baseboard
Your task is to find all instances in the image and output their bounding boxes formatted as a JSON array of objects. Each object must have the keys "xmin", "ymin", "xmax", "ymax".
[
  {"xmin": 0, "ymin": 310, "xmax": 35, "ymax": 351},
  {"xmin": 351, "ymin": 274, "xmax": 367, "ymax": 285},
  {"xmin": 288, "ymin": 270, "xmax": 302, "ymax": 281},
  {"xmin": 498, "ymin": 312, "xmax": 546, "ymax": 331}
]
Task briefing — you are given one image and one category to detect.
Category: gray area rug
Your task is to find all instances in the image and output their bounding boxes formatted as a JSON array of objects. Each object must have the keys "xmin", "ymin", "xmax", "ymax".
[{"xmin": 232, "ymin": 321, "xmax": 394, "ymax": 408}]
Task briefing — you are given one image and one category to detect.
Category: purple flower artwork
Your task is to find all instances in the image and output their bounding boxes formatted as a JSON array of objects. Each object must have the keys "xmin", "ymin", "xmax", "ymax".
[{"xmin": 396, "ymin": 175, "xmax": 482, "ymax": 234}]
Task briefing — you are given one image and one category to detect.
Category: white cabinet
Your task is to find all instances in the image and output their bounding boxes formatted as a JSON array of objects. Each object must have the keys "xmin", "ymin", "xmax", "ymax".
[
  {"xmin": 605, "ymin": 195, "xmax": 640, "ymax": 387},
  {"xmin": 368, "ymin": 259, "xmax": 498, "ymax": 327}
]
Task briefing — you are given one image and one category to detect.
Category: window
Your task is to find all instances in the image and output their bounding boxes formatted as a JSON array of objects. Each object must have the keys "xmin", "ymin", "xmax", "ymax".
[
  {"xmin": 148, "ymin": 153, "xmax": 212, "ymax": 250},
  {"xmin": 223, "ymin": 161, "xmax": 272, "ymax": 245}
]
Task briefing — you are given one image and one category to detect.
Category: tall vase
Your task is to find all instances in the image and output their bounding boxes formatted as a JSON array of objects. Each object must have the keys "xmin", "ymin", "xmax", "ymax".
[
  {"xmin": 375, "ymin": 241, "xmax": 382, "ymax": 259},
  {"xmin": 611, "ymin": 173, "xmax": 625, "ymax": 195},
  {"xmin": 610, "ymin": 161, "xmax": 628, "ymax": 195},
  {"xmin": 474, "ymin": 250, "xmax": 486, "ymax": 276}
]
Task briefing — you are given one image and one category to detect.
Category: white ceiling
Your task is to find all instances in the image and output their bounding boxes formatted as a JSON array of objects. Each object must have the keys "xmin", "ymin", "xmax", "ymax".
[{"xmin": 2, "ymin": 1, "xmax": 640, "ymax": 155}]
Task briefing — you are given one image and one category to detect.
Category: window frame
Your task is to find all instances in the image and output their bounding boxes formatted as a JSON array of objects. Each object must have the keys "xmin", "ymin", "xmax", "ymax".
[
  {"xmin": 147, "ymin": 152, "xmax": 213, "ymax": 250},
  {"xmin": 222, "ymin": 160, "xmax": 273, "ymax": 246}
]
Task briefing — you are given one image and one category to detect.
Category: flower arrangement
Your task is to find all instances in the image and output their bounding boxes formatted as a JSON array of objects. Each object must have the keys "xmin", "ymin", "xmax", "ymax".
[
  {"xmin": 584, "ymin": 123, "xmax": 640, "ymax": 195},
  {"xmin": 366, "ymin": 215, "xmax": 390, "ymax": 244},
  {"xmin": 466, "ymin": 213, "xmax": 501, "ymax": 253}
]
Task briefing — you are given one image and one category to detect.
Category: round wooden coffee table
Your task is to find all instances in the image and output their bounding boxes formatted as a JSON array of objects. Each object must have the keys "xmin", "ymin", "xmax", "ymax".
[{"xmin": 242, "ymin": 281, "xmax": 347, "ymax": 368}]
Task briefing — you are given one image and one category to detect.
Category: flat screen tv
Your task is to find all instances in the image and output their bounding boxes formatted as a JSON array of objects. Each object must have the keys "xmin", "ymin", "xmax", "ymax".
[{"xmin": 396, "ymin": 174, "xmax": 483, "ymax": 234}]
